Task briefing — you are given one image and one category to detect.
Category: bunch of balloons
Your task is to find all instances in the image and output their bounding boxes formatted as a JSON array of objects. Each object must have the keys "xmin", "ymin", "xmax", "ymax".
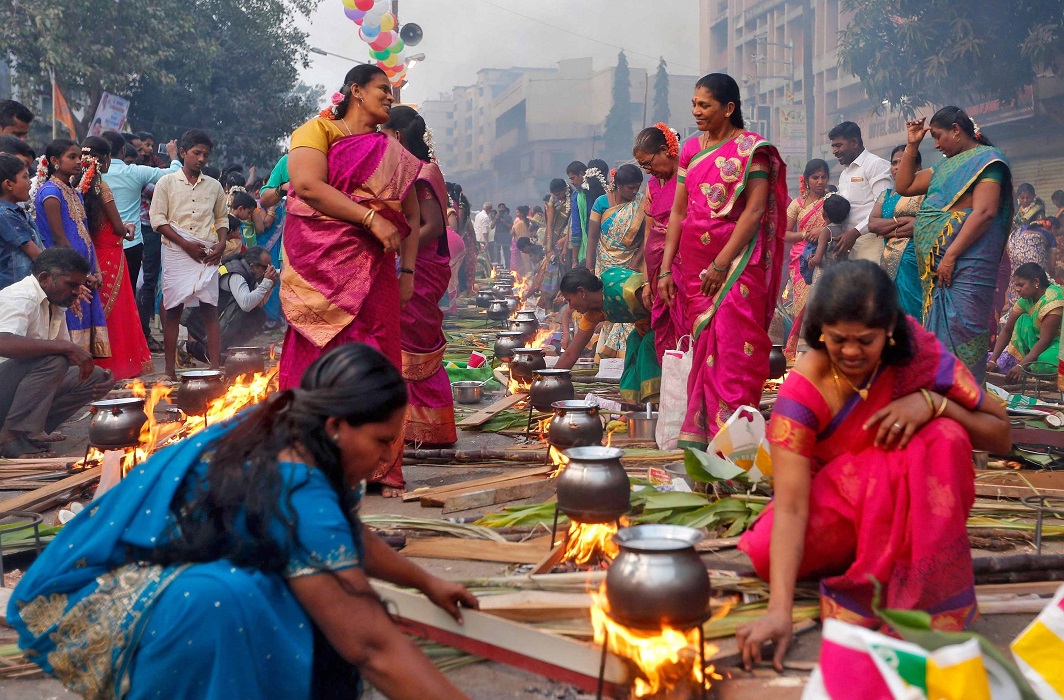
[{"xmin": 341, "ymin": 0, "xmax": 407, "ymax": 87}]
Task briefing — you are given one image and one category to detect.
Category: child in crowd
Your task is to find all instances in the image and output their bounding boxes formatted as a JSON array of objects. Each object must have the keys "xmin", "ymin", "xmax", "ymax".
[
  {"xmin": 800, "ymin": 193, "xmax": 851, "ymax": 284},
  {"xmin": 228, "ymin": 191, "xmax": 263, "ymax": 251},
  {"xmin": 149, "ymin": 129, "xmax": 228, "ymax": 378},
  {"xmin": 0, "ymin": 154, "xmax": 43, "ymax": 290}
]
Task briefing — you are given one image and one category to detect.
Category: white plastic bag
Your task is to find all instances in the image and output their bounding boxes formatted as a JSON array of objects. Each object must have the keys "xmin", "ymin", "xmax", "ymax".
[{"xmin": 656, "ymin": 335, "xmax": 692, "ymax": 450}]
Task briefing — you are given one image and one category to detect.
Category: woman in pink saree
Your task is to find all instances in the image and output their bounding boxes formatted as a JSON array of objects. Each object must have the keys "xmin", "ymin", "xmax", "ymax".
[
  {"xmin": 383, "ymin": 106, "xmax": 457, "ymax": 447},
  {"xmin": 657, "ymin": 74, "xmax": 789, "ymax": 449},
  {"xmin": 634, "ymin": 123, "xmax": 681, "ymax": 361},
  {"xmin": 283, "ymin": 66, "xmax": 422, "ymax": 494},
  {"xmin": 781, "ymin": 159, "xmax": 830, "ymax": 359},
  {"xmin": 735, "ymin": 262, "xmax": 1010, "ymax": 670}
]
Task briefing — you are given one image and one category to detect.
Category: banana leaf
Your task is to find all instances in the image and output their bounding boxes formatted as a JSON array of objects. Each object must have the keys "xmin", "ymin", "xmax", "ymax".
[{"xmin": 684, "ymin": 447, "xmax": 746, "ymax": 483}]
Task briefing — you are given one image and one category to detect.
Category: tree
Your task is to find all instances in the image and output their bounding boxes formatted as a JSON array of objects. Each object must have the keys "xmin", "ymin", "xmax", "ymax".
[
  {"xmin": 602, "ymin": 50, "xmax": 634, "ymax": 166},
  {"xmin": 652, "ymin": 57, "xmax": 670, "ymax": 125},
  {"xmin": 838, "ymin": 0, "xmax": 1064, "ymax": 115},
  {"xmin": 1, "ymin": 0, "xmax": 321, "ymax": 164}
]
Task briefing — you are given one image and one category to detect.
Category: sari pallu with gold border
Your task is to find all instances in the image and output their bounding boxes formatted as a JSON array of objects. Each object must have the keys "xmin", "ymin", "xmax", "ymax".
[
  {"xmin": 915, "ymin": 145, "xmax": 1011, "ymax": 385},
  {"xmin": 592, "ymin": 193, "xmax": 646, "ymax": 358},
  {"xmin": 645, "ymin": 176, "xmax": 680, "ymax": 360},
  {"xmin": 279, "ymin": 133, "xmax": 421, "ymax": 488},
  {"xmin": 673, "ymin": 133, "xmax": 789, "ymax": 449},
  {"xmin": 739, "ymin": 318, "xmax": 984, "ymax": 631},
  {"xmin": 401, "ymin": 162, "xmax": 457, "ymax": 446},
  {"xmin": 782, "ymin": 196, "xmax": 825, "ymax": 360}
]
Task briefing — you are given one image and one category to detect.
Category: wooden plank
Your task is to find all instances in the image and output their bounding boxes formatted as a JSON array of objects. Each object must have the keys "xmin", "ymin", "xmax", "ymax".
[
  {"xmin": 440, "ymin": 476, "xmax": 554, "ymax": 514},
  {"xmin": 478, "ymin": 591, "xmax": 593, "ymax": 623},
  {"xmin": 402, "ymin": 465, "xmax": 552, "ymax": 503},
  {"xmin": 457, "ymin": 393, "xmax": 525, "ymax": 427},
  {"xmin": 530, "ymin": 542, "xmax": 567, "ymax": 575},
  {"xmin": 1012, "ymin": 427, "xmax": 1064, "ymax": 450},
  {"xmin": 370, "ymin": 580, "xmax": 628, "ymax": 692},
  {"xmin": 976, "ymin": 581, "xmax": 1063, "ymax": 596},
  {"xmin": 402, "ymin": 536, "xmax": 554, "ymax": 564},
  {"xmin": 420, "ymin": 470, "xmax": 553, "ymax": 506},
  {"xmin": 977, "ymin": 596, "xmax": 1051, "ymax": 615},
  {"xmin": 0, "ymin": 467, "xmax": 101, "ymax": 514}
]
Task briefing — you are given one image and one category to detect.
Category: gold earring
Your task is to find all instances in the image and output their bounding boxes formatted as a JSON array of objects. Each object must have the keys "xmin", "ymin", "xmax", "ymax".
[
  {"xmin": 818, "ymin": 334, "xmax": 826, "ymax": 342},
  {"xmin": 888, "ymin": 334, "xmax": 896, "ymax": 347},
  {"xmin": 332, "ymin": 434, "xmax": 340, "ymax": 442}
]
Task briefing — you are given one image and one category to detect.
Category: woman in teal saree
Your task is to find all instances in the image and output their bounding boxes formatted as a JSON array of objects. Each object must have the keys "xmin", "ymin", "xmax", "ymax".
[
  {"xmin": 894, "ymin": 107, "xmax": 1012, "ymax": 384},
  {"xmin": 9, "ymin": 344, "xmax": 476, "ymax": 699}
]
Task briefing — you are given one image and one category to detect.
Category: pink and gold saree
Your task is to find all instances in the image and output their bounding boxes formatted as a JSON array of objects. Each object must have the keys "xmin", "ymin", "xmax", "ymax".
[
  {"xmin": 401, "ymin": 162, "xmax": 457, "ymax": 446},
  {"xmin": 644, "ymin": 175, "xmax": 680, "ymax": 360},
  {"xmin": 674, "ymin": 132, "xmax": 789, "ymax": 448},
  {"xmin": 279, "ymin": 132, "xmax": 421, "ymax": 487},
  {"xmin": 740, "ymin": 319, "xmax": 984, "ymax": 630},
  {"xmin": 782, "ymin": 196, "xmax": 825, "ymax": 359}
]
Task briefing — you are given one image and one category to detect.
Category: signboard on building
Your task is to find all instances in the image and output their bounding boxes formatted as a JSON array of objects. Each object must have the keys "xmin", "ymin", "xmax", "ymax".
[
  {"xmin": 87, "ymin": 93, "xmax": 130, "ymax": 137},
  {"xmin": 778, "ymin": 107, "xmax": 807, "ymax": 177}
]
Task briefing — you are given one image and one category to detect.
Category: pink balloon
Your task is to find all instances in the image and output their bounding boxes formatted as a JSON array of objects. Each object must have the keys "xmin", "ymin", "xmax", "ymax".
[{"xmin": 370, "ymin": 35, "xmax": 390, "ymax": 51}]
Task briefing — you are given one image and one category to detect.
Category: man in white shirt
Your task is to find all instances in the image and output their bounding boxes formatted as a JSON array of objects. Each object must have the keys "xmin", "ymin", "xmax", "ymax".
[
  {"xmin": 473, "ymin": 201, "xmax": 493, "ymax": 259},
  {"xmin": 829, "ymin": 121, "xmax": 892, "ymax": 263},
  {"xmin": 0, "ymin": 248, "xmax": 112, "ymax": 458},
  {"xmin": 182, "ymin": 247, "xmax": 277, "ymax": 362}
]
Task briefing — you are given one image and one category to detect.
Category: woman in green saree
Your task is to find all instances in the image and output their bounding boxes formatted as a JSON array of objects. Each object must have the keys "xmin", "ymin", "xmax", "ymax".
[{"xmin": 987, "ymin": 262, "xmax": 1063, "ymax": 380}]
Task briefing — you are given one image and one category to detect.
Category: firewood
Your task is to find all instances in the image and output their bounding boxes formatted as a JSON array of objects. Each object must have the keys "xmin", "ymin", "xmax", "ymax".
[
  {"xmin": 403, "ymin": 448, "xmax": 548, "ymax": 463},
  {"xmin": 402, "ymin": 536, "xmax": 553, "ymax": 564},
  {"xmin": 402, "ymin": 466, "xmax": 552, "ymax": 503},
  {"xmin": 440, "ymin": 477, "xmax": 554, "ymax": 514}
]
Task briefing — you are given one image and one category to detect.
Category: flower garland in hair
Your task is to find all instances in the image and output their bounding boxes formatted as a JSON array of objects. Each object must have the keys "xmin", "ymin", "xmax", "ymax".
[
  {"xmin": 970, "ymin": 116, "xmax": 982, "ymax": 140},
  {"xmin": 654, "ymin": 122, "xmax": 680, "ymax": 158},
  {"xmin": 77, "ymin": 148, "xmax": 100, "ymax": 196},
  {"xmin": 424, "ymin": 126, "xmax": 438, "ymax": 163},
  {"xmin": 28, "ymin": 155, "xmax": 49, "ymax": 202},
  {"xmin": 582, "ymin": 167, "xmax": 612, "ymax": 193},
  {"xmin": 319, "ymin": 87, "xmax": 348, "ymax": 120},
  {"xmin": 798, "ymin": 174, "xmax": 807, "ymax": 198}
]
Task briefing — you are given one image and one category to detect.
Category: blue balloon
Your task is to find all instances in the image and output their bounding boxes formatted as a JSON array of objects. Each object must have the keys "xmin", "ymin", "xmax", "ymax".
[{"xmin": 362, "ymin": 25, "xmax": 380, "ymax": 40}]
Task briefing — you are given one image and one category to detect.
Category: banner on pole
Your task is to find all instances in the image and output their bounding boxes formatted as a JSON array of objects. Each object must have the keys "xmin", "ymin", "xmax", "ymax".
[{"xmin": 87, "ymin": 92, "xmax": 131, "ymax": 137}]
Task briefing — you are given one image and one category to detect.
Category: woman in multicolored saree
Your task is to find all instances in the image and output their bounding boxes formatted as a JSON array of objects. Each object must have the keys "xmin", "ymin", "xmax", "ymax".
[
  {"xmin": 382, "ymin": 106, "xmax": 457, "ymax": 450},
  {"xmin": 283, "ymin": 65, "xmax": 422, "ymax": 494},
  {"xmin": 657, "ymin": 74, "xmax": 789, "ymax": 448},
  {"xmin": 868, "ymin": 145, "xmax": 924, "ymax": 320},
  {"xmin": 736, "ymin": 262, "xmax": 1010, "ymax": 671},
  {"xmin": 9, "ymin": 344, "xmax": 477, "ymax": 699},
  {"xmin": 585, "ymin": 164, "xmax": 646, "ymax": 358},
  {"xmin": 894, "ymin": 106, "xmax": 1012, "ymax": 384},
  {"xmin": 781, "ymin": 159, "xmax": 829, "ymax": 359},
  {"xmin": 987, "ymin": 263, "xmax": 1063, "ymax": 379},
  {"xmin": 634, "ymin": 123, "xmax": 681, "ymax": 360}
]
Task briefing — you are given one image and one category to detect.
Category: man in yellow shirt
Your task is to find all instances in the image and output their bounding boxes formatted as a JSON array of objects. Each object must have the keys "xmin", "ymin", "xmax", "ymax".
[{"xmin": 148, "ymin": 129, "xmax": 229, "ymax": 378}]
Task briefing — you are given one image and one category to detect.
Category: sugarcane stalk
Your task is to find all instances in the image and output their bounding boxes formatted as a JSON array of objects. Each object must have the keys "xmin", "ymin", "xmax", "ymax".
[
  {"xmin": 972, "ymin": 553, "xmax": 1064, "ymax": 574},
  {"xmin": 403, "ymin": 448, "xmax": 547, "ymax": 463}
]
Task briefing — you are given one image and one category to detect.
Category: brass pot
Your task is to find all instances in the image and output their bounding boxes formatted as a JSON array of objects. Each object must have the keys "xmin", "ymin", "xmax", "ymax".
[
  {"xmin": 475, "ymin": 290, "xmax": 495, "ymax": 308},
  {"xmin": 605, "ymin": 525, "xmax": 710, "ymax": 630},
  {"xmin": 556, "ymin": 446, "xmax": 630, "ymax": 523},
  {"xmin": 224, "ymin": 347, "xmax": 265, "ymax": 380},
  {"xmin": 177, "ymin": 370, "xmax": 226, "ymax": 416},
  {"xmin": 529, "ymin": 368, "xmax": 574, "ymax": 411},
  {"xmin": 510, "ymin": 347, "xmax": 547, "ymax": 384},
  {"xmin": 493, "ymin": 331, "xmax": 526, "ymax": 363},
  {"xmin": 88, "ymin": 397, "xmax": 148, "ymax": 448},
  {"xmin": 769, "ymin": 344, "xmax": 787, "ymax": 380},
  {"xmin": 548, "ymin": 400, "xmax": 603, "ymax": 449}
]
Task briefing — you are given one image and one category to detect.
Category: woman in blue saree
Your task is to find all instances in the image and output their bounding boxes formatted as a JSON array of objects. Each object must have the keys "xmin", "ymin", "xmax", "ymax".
[
  {"xmin": 867, "ymin": 145, "xmax": 924, "ymax": 320},
  {"xmin": 258, "ymin": 154, "xmax": 289, "ymax": 326},
  {"xmin": 9, "ymin": 343, "xmax": 476, "ymax": 700},
  {"xmin": 894, "ymin": 106, "xmax": 1012, "ymax": 384}
]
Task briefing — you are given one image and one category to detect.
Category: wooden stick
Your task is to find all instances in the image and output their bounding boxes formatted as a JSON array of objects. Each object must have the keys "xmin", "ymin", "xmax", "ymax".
[
  {"xmin": 402, "ymin": 536, "xmax": 554, "ymax": 565},
  {"xmin": 975, "ymin": 581, "xmax": 1063, "ymax": 596},
  {"xmin": 973, "ymin": 553, "xmax": 1064, "ymax": 574},
  {"xmin": 457, "ymin": 393, "xmax": 526, "ymax": 427},
  {"xmin": 976, "ymin": 570, "xmax": 1064, "ymax": 585},
  {"xmin": 0, "ymin": 467, "xmax": 100, "ymax": 514},
  {"xmin": 530, "ymin": 542, "xmax": 567, "ymax": 576},
  {"xmin": 402, "ymin": 466, "xmax": 552, "ymax": 503},
  {"xmin": 370, "ymin": 580, "xmax": 628, "ymax": 692},
  {"xmin": 403, "ymin": 448, "xmax": 547, "ymax": 463}
]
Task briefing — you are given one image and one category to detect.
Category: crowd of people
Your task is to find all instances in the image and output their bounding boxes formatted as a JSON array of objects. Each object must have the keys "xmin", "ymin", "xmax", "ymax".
[{"xmin": 0, "ymin": 60, "xmax": 1047, "ymax": 692}]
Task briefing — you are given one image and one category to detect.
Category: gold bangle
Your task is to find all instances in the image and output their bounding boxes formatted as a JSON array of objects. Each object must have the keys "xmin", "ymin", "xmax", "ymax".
[
  {"xmin": 361, "ymin": 209, "xmax": 376, "ymax": 228},
  {"xmin": 935, "ymin": 395, "xmax": 949, "ymax": 418},
  {"xmin": 920, "ymin": 389, "xmax": 936, "ymax": 416}
]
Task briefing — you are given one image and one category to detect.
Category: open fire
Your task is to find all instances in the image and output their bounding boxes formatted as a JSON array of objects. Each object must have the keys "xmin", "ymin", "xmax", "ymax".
[
  {"xmin": 79, "ymin": 369, "xmax": 278, "ymax": 476},
  {"xmin": 561, "ymin": 520, "xmax": 621, "ymax": 566},
  {"xmin": 590, "ymin": 583, "xmax": 718, "ymax": 698}
]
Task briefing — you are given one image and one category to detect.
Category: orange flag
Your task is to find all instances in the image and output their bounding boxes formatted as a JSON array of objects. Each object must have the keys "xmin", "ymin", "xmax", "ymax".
[{"xmin": 52, "ymin": 80, "xmax": 78, "ymax": 140}]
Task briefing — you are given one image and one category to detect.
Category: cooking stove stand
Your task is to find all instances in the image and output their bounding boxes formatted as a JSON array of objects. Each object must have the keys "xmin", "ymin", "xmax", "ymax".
[{"xmin": 596, "ymin": 612, "xmax": 711, "ymax": 700}]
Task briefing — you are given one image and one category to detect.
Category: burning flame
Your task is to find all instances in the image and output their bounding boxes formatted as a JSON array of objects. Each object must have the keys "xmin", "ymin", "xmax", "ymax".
[
  {"xmin": 526, "ymin": 327, "xmax": 553, "ymax": 350},
  {"xmin": 548, "ymin": 445, "xmax": 569, "ymax": 476},
  {"xmin": 590, "ymin": 583, "xmax": 718, "ymax": 697},
  {"xmin": 561, "ymin": 521, "xmax": 621, "ymax": 565},
  {"xmin": 182, "ymin": 369, "xmax": 278, "ymax": 434},
  {"xmin": 489, "ymin": 267, "xmax": 498, "ymax": 281},
  {"xmin": 512, "ymin": 272, "xmax": 530, "ymax": 301}
]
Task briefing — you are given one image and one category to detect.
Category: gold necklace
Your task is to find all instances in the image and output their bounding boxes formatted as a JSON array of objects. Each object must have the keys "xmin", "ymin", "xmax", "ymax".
[
  {"xmin": 337, "ymin": 117, "xmax": 353, "ymax": 137},
  {"xmin": 830, "ymin": 360, "xmax": 880, "ymax": 401}
]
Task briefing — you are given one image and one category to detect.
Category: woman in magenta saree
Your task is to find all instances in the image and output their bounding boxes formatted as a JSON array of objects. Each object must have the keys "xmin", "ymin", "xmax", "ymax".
[
  {"xmin": 735, "ymin": 262, "xmax": 1011, "ymax": 669},
  {"xmin": 282, "ymin": 66, "xmax": 422, "ymax": 493},
  {"xmin": 657, "ymin": 75, "xmax": 789, "ymax": 449},
  {"xmin": 384, "ymin": 106, "xmax": 457, "ymax": 447},
  {"xmin": 634, "ymin": 123, "xmax": 682, "ymax": 360}
]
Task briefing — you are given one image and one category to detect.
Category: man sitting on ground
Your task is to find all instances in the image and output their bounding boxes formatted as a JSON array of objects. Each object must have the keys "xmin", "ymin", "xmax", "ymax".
[
  {"xmin": 182, "ymin": 246, "xmax": 276, "ymax": 364},
  {"xmin": 0, "ymin": 248, "xmax": 112, "ymax": 457}
]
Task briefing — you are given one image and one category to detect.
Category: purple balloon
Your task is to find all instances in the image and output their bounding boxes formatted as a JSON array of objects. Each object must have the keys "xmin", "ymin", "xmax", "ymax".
[{"xmin": 344, "ymin": 7, "xmax": 366, "ymax": 21}]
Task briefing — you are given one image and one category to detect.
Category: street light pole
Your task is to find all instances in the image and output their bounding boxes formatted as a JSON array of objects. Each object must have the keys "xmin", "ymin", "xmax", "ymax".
[{"xmin": 392, "ymin": 0, "xmax": 401, "ymax": 102}]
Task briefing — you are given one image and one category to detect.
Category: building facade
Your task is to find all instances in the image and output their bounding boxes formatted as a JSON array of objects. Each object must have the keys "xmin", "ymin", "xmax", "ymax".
[{"xmin": 419, "ymin": 59, "xmax": 699, "ymax": 207}]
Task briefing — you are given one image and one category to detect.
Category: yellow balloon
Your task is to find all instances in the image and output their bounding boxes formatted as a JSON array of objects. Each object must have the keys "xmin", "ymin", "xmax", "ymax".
[
  {"xmin": 342, "ymin": 0, "xmax": 357, "ymax": 8},
  {"xmin": 383, "ymin": 54, "xmax": 398, "ymax": 67},
  {"xmin": 380, "ymin": 13, "xmax": 395, "ymax": 32}
]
